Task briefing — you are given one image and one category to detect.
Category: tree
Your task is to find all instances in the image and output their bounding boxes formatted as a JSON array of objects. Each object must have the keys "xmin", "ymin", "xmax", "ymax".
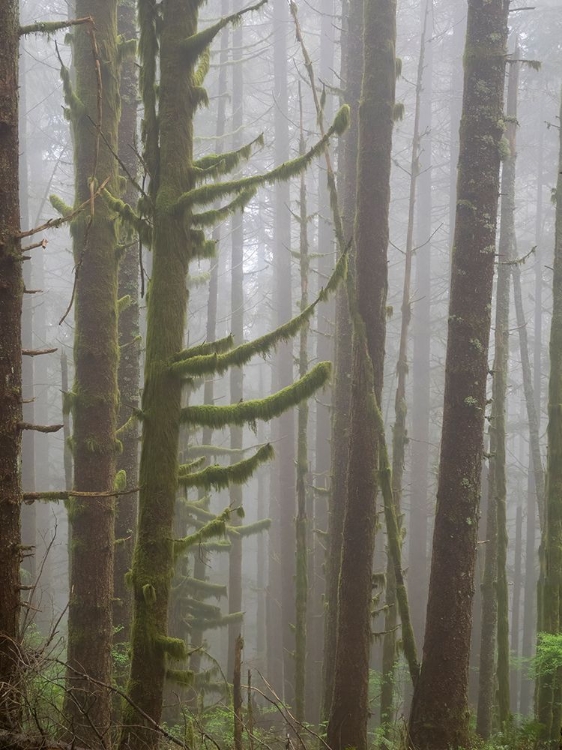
[
  {"xmin": 0, "ymin": 0, "xmax": 23, "ymax": 732},
  {"xmin": 112, "ymin": 0, "xmax": 349, "ymax": 743},
  {"xmin": 326, "ymin": 0, "xmax": 397, "ymax": 747},
  {"xmin": 52, "ymin": 0, "xmax": 121, "ymax": 741},
  {"xmin": 408, "ymin": 0, "xmax": 509, "ymax": 746},
  {"xmin": 536, "ymin": 88, "xmax": 562, "ymax": 750}
]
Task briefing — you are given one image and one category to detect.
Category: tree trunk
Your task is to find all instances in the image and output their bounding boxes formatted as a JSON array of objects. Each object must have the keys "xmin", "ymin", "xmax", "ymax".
[
  {"xmin": 321, "ymin": 0, "xmax": 362, "ymax": 721},
  {"xmin": 408, "ymin": 0, "xmax": 509, "ymax": 746},
  {"xmin": 495, "ymin": 50, "xmax": 520, "ymax": 729},
  {"xmin": 326, "ymin": 0, "xmax": 396, "ymax": 746},
  {"xmin": 0, "ymin": 0, "xmax": 23, "ymax": 732},
  {"xmin": 113, "ymin": 0, "xmax": 140, "ymax": 651},
  {"xmin": 227, "ymin": 5, "xmax": 244, "ymax": 684},
  {"xmin": 63, "ymin": 0, "xmax": 120, "ymax": 741},
  {"xmin": 381, "ymin": 5, "xmax": 427, "ymax": 727},
  {"xmin": 536, "ymin": 88, "xmax": 562, "ymax": 750}
]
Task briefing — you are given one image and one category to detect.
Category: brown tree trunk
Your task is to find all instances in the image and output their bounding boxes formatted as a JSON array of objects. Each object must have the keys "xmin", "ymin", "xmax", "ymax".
[
  {"xmin": 0, "ymin": 0, "xmax": 23, "ymax": 732},
  {"xmin": 326, "ymin": 0, "xmax": 396, "ymax": 747},
  {"xmin": 63, "ymin": 0, "xmax": 120, "ymax": 742},
  {"xmin": 321, "ymin": 0, "xmax": 362, "ymax": 722},
  {"xmin": 408, "ymin": 0, "xmax": 509, "ymax": 747}
]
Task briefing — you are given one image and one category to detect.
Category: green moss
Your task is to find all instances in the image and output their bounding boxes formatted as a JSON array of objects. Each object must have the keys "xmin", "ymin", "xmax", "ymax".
[
  {"xmin": 178, "ymin": 443, "xmax": 273, "ymax": 490},
  {"xmin": 181, "ymin": 361, "xmax": 331, "ymax": 430}
]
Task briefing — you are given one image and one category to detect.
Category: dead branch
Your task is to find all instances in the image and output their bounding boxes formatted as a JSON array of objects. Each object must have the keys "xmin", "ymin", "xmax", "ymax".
[
  {"xmin": 18, "ymin": 423, "xmax": 64, "ymax": 434},
  {"xmin": 19, "ymin": 16, "xmax": 93, "ymax": 36},
  {"xmin": 22, "ymin": 348, "xmax": 58, "ymax": 357}
]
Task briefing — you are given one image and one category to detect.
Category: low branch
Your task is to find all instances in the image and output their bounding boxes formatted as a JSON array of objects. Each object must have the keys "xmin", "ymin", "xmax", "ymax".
[
  {"xmin": 18, "ymin": 423, "xmax": 63, "ymax": 433},
  {"xmin": 23, "ymin": 487, "xmax": 141, "ymax": 504},
  {"xmin": 17, "ymin": 176, "xmax": 110, "ymax": 240},
  {"xmin": 22, "ymin": 348, "xmax": 58, "ymax": 357},
  {"xmin": 19, "ymin": 15, "xmax": 92, "ymax": 36},
  {"xmin": 21, "ymin": 238, "xmax": 48, "ymax": 253}
]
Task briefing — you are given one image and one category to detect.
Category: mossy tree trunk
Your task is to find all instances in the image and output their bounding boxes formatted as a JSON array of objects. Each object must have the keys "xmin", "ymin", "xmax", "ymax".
[
  {"xmin": 381, "ymin": 7, "xmax": 427, "ymax": 727},
  {"xmin": 408, "ymin": 0, "xmax": 509, "ymax": 747},
  {"xmin": 536, "ymin": 89, "xmax": 562, "ymax": 750},
  {"xmin": 272, "ymin": 0, "xmax": 296, "ymax": 706},
  {"xmin": 321, "ymin": 0, "xmax": 362, "ymax": 721},
  {"xmin": 295, "ymin": 109, "xmax": 310, "ymax": 724},
  {"xmin": 0, "ymin": 0, "xmax": 23, "ymax": 732},
  {"xmin": 113, "ymin": 0, "xmax": 140, "ymax": 652},
  {"xmin": 227, "ymin": 6, "xmax": 244, "ymax": 683},
  {"xmin": 118, "ymin": 2, "xmax": 197, "ymax": 742},
  {"xmin": 326, "ymin": 0, "xmax": 396, "ymax": 747},
  {"xmin": 61, "ymin": 0, "xmax": 120, "ymax": 743},
  {"xmin": 116, "ymin": 0, "xmax": 347, "ymax": 741},
  {"xmin": 189, "ymin": 1, "xmax": 229, "ymax": 680},
  {"xmin": 309, "ymin": 0, "xmax": 336, "ymax": 724}
]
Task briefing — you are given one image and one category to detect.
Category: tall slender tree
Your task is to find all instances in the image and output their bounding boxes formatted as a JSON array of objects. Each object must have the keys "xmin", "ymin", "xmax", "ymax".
[
  {"xmin": 536, "ymin": 88, "xmax": 562, "ymax": 750},
  {"xmin": 326, "ymin": 0, "xmax": 397, "ymax": 747},
  {"xmin": 113, "ymin": 1, "xmax": 349, "ymax": 743},
  {"xmin": 55, "ymin": 1, "xmax": 120, "ymax": 741},
  {"xmin": 0, "ymin": 0, "xmax": 23, "ymax": 732},
  {"xmin": 408, "ymin": 0, "xmax": 509, "ymax": 746}
]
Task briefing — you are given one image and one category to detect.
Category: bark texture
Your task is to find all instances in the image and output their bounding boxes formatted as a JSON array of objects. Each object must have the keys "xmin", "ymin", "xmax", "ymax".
[
  {"xmin": 408, "ymin": 0, "xmax": 508, "ymax": 747},
  {"xmin": 63, "ymin": 0, "xmax": 120, "ymax": 742},
  {"xmin": 0, "ymin": 0, "xmax": 23, "ymax": 732},
  {"xmin": 326, "ymin": 0, "xmax": 396, "ymax": 747}
]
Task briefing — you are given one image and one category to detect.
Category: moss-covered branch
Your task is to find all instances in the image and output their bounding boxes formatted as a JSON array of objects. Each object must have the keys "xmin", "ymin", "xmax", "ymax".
[
  {"xmin": 178, "ymin": 444, "xmax": 274, "ymax": 489},
  {"xmin": 180, "ymin": 361, "xmax": 331, "ymax": 430},
  {"xmin": 20, "ymin": 16, "xmax": 92, "ymax": 36},
  {"xmin": 104, "ymin": 192, "xmax": 153, "ymax": 245},
  {"xmin": 181, "ymin": 0, "xmax": 267, "ymax": 67},
  {"xmin": 171, "ymin": 105, "xmax": 350, "ymax": 213},
  {"xmin": 173, "ymin": 509, "xmax": 231, "ymax": 560},
  {"xmin": 191, "ymin": 135, "xmax": 264, "ymax": 182},
  {"xmin": 191, "ymin": 187, "xmax": 257, "ymax": 228},
  {"xmin": 170, "ymin": 251, "xmax": 346, "ymax": 378}
]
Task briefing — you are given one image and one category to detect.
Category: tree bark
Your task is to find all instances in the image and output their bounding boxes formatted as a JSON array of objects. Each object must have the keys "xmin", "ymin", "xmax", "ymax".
[
  {"xmin": 63, "ymin": 0, "xmax": 120, "ymax": 742},
  {"xmin": 326, "ymin": 0, "xmax": 396, "ymax": 747},
  {"xmin": 0, "ymin": 0, "xmax": 23, "ymax": 732},
  {"xmin": 408, "ymin": 0, "xmax": 509, "ymax": 746}
]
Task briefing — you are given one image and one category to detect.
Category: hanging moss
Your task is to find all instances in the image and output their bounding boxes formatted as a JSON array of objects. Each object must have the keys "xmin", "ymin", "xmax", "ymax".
[
  {"xmin": 166, "ymin": 668, "xmax": 195, "ymax": 687},
  {"xmin": 181, "ymin": 0, "xmax": 267, "ymax": 68},
  {"xmin": 192, "ymin": 135, "xmax": 264, "ymax": 181},
  {"xmin": 172, "ymin": 106, "xmax": 350, "ymax": 213},
  {"xmin": 178, "ymin": 443, "xmax": 273, "ymax": 489},
  {"xmin": 171, "ymin": 252, "xmax": 346, "ymax": 378},
  {"xmin": 181, "ymin": 361, "xmax": 331, "ymax": 430},
  {"xmin": 191, "ymin": 187, "xmax": 257, "ymax": 228}
]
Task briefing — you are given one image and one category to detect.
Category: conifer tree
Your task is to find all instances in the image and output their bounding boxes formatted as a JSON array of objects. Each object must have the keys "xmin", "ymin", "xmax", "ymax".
[
  {"xmin": 51, "ymin": 0, "xmax": 121, "ymax": 740},
  {"xmin": 111, "ymin": 1, "xmax": 349, "ymax": 744},
  {"xmin": 536, "ymin": 88, "xmax": 562, "ymax": 750},
  {"xmin": 408, "ymin": 0, "xmax": 509, "ymax": 746},
  {"xmin": 0, "ymin": 0, "xmax": 23, "ymax": 732},
  {"xmin": 326, "ymin": 0, "xmax": 397, "ymax": 747},
  {"xmin": 114, "ymin": 0, "xmax": 141, "ymax": 650}
]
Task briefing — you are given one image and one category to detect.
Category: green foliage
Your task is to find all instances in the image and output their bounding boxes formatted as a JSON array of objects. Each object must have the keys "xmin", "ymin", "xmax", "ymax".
[{"xmin": 533, "ymin": 632, "xmax": 562, "ymax": 677}]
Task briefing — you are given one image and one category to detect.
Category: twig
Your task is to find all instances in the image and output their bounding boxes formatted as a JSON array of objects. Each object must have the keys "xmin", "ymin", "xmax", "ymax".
[{"xmin": 22, "ymin": 348, "xmax": 58, "ymax": 357}]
